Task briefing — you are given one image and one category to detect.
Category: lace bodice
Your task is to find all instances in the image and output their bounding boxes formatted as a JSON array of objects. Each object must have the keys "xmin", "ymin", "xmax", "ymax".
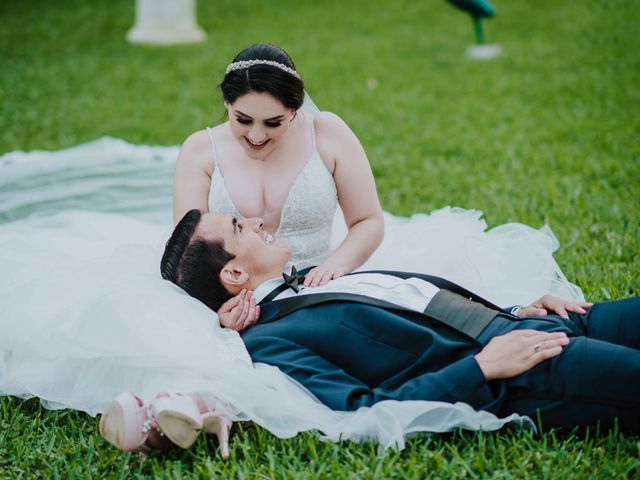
[{"xmin": 207, "ymin": 121, "xmax": 337, "ymax": 268}]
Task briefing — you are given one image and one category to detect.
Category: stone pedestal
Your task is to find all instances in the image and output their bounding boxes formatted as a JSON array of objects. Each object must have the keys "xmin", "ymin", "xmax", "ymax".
[
  {"xmin": 466, "ymin": 44, "xmax": 502, "ymax": 60},
  {"xmin": 127, "ymin": 0, "xmax": 206, "ymax": 45}
]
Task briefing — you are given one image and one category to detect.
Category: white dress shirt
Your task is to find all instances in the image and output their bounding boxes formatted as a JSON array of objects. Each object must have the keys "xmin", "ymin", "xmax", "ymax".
[{"xmin": 253, "ymin": 272, "xmax": 440, "ymax": 313}]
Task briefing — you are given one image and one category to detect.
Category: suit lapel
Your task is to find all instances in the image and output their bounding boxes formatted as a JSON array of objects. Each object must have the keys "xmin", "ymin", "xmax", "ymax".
[
  {"xmin": 259, "ymin": 291, "xmax": 424, "ymax": 324},
  {"xmin": 354, "ymin": 270, "xmax": 504, "ymax": 311},
  {"xmin": 257, "ymin": 269, "xmax": 504, "ymax": 342}
]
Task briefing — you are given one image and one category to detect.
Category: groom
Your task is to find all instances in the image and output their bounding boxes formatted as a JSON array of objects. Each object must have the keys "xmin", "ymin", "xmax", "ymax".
[{"xmin": 161, "ymin": 209, "xmax": 640, "ymax": 433}]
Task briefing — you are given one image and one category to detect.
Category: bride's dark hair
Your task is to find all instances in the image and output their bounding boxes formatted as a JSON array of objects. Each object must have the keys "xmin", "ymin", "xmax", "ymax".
[{"xmin": 220, "ymin": 43, "xmax": 305, "ymax": 110}]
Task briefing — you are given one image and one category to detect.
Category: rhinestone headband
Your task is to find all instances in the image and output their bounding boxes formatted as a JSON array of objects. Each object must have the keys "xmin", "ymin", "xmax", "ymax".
[{"xmin": 225, "ymin": 60, "xmax": 301, "ymax": 80}]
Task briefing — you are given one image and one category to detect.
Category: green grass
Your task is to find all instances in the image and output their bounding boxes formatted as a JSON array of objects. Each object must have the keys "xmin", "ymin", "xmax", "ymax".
[
  {"xmin": 2, "ymin": 398, "xmax": 639, "ymax": 479},
  {"xmin": 1, "ymin": 0, "xmax": 639, "ymax": 477}
]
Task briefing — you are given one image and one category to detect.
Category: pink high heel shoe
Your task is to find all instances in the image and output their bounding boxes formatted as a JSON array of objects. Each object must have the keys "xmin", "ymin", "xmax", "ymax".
[
  {"xmin": 99, "ymin": 392, "xmax": 164, "ymax": 452},
  {"xmin": 153, "ymin": 393, "xmax": 232, "ymax": 459}
]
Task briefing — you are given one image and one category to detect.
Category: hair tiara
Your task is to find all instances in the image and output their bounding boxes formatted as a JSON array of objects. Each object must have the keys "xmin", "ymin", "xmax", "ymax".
[{"xmin": 225, "ymin": 60, "xmax": 301, "ymax": 80}]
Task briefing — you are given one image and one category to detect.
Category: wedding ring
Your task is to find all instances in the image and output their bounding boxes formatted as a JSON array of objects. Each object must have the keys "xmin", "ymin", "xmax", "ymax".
[{"xmin": 533, "ymin": 344, "xmax": 542, "ymax": 353}]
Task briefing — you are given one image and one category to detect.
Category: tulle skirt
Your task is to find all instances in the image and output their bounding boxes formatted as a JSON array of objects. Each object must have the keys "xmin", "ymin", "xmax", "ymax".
[{"xmin": 0, "ymin": 138, "xmax": 584, "ymax": 448}]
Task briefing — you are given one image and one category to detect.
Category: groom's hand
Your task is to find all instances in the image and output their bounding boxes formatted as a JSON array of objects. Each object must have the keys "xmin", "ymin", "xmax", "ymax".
[
  {"xmin": 217, "ymin": 289, "xmax": 260, "ymax": 332},
  {"xmin": 517, "ymin": 294, "xmax": 593, "ymax": 319},
  {"xmin": 474, "ymin": 330, "xmax": 569, "ymax": 380}
]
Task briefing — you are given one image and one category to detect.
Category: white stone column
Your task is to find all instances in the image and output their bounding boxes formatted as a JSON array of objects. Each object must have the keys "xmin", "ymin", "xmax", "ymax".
[{"xmin": 127, "ymin": 0, "xmax": 206, "ymax": 45}]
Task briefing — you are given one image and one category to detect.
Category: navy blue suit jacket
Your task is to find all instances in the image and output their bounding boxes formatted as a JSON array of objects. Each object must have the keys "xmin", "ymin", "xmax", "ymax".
[{"xmin": 241, "ymin": 271, "xmax": 508, "ymax": 412}]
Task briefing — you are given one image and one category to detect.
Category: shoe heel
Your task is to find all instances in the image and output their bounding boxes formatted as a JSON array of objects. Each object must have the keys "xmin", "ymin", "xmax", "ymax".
[
  {"xmin": 153, "ymin": 395, "xmax": 203, "ymax": 449},
  {"xmin": 202, "ymin": 413, "xmax": 232, "ymax": 460}
]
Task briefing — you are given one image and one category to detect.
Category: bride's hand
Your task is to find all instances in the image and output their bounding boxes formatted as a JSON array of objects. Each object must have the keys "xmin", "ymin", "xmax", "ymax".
[
  {"xmin": 303, "ymin": 262, "xmax": 349, "ymax": 287},
  {"xmin": 517, "ymin": 294, "xmax": 593, "ymax": 319},
  {"xmin": 217, "ymin": 289, "xmax": 260, "ymax": 332}
]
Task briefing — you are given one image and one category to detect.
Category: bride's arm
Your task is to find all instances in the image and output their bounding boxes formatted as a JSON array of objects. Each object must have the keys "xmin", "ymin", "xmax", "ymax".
[
  {"xmin": 304, "ymin": 113, "xmax": 384, "ymax": 287},
  {"xmin": 172, "ymin": 130, "xmax": 214, "ymax": 225}
]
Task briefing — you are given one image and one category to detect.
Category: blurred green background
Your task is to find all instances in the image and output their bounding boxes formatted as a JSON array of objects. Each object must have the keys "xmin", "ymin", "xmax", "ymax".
[{"xmin": 1, "ymin": 0, "xmax": 639, "ymax": 477}]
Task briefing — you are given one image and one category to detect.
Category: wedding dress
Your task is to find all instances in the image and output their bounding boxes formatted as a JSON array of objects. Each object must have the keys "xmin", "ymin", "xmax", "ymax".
[
  {"xmin": 0, "ymin": 137, "xmax": 584, "ymax": 449},
  {"xmin": 206, "ymin": 118, "xmax": 337, "ymax": 269}
]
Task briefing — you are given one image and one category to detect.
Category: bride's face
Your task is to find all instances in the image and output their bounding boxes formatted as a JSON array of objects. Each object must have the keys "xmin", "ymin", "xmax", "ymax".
[{"xmin": 226, "ymin": 91, "xmax": 297, "ymax": 160}]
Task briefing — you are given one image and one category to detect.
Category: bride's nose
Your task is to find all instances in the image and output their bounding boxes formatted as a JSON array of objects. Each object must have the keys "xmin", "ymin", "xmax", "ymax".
[{"xmin": 247, "ymin": 126, "xmax": 267, "ymax": 143}]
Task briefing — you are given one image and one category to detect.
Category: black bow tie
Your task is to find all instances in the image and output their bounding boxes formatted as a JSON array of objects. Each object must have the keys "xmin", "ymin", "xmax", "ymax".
[
  {"xmin": 259, "ymin": 266, "xmax": 308, "ymax": 304},
  {"xmin": 282, "ymin": 266, "xmax": 306, "ymax": 293}
]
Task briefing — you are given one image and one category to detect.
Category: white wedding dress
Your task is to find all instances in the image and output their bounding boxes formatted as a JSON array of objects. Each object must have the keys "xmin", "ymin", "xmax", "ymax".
[{"xmin": 0, "ymin": 137, "xmax": 583, "ymax": 449}]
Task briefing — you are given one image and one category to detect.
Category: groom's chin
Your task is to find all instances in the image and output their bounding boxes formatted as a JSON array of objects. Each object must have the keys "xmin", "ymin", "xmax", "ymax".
[
  {"xmin": 282, "ymin": 245, "xmax": 293, "ymax": 263},
  {"xmin": 272, "ymin": 246, "xmax": 292, "ymax": 271},
  {"xmin": 269, "ymin": 241, "xmax": 292, "ymax": 258}
]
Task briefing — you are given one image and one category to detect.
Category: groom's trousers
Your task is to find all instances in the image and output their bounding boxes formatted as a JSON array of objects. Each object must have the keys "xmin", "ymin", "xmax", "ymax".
[{"xmin": 477, "ymin": 297, "xmax": 640, "ymax": 432}]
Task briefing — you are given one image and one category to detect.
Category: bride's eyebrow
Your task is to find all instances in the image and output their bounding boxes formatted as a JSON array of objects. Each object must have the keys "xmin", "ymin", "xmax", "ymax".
[{"xmin": 234, "ymin": 110, "xmax": 285, "ymax": 122}]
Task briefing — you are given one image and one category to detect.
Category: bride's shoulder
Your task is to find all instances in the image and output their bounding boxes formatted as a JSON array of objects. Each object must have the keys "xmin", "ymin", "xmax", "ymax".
[
  {"xmin": 313, "ymin": 111, "xmax": 349, "ymax": 132},
  {"xmin": 314, "ymin": 112, "xmax": 361, "ymax": 157},
  {"xmin": 313, "ymin": 112, "xmax": 356, "ymax": 144},
  {"xmin": 181, "ymin": 129, "xmax": 209, "ymax": 148},
  {"xmin": 181, "ymin": 124, "xmax": 230, "ymax": 153},
  {"xmin": 176, "ymin": 128, "xmax": 219, "ymax": 173},
  {"xmin": 181, "ymin": 124, "xmax": 228, "ymax": 150}
]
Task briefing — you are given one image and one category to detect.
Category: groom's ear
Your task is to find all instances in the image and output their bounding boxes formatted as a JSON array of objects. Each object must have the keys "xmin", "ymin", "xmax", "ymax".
[{"xmin": 219, "ymin": 264, "xmax": 249, "ymax": 293}]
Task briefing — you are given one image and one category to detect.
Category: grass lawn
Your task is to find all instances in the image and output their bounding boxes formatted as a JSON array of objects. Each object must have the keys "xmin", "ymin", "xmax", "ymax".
[{"xmin": 1, "ymin": 0, "xmax": 639, "ymax": 477}]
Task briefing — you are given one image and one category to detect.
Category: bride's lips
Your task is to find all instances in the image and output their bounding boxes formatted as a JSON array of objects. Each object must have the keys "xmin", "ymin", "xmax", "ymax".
[{"xmin": 244, "ymin": 137, "xmax": 270, "ymax": 150}]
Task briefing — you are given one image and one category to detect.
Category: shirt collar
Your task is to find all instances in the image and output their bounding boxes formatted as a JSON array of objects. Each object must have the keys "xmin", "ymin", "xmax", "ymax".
[{"xmin": 252, "ymin": 277, "xmax": 285, "ymax": 303}]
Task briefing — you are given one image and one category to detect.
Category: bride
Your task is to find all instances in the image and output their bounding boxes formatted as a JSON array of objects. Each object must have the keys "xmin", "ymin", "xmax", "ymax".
[
  {"xmin": 175, "ymin": 43, "xmax": 384, "ymax": 331},
  {"xmin": 0, "ymin": 44, "xmax": 583, "ymax": 453}
]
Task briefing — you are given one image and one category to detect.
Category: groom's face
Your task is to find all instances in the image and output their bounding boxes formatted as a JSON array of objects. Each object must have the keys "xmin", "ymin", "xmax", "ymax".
[{"xmin": 195, "ymin": 213, "xmax": 291, "ymax": 275}]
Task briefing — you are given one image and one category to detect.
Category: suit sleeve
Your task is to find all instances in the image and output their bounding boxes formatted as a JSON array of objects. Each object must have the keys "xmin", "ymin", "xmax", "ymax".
[{"xmin": 245, "ymin": 335, "xmax": 498, "ymax": 412}]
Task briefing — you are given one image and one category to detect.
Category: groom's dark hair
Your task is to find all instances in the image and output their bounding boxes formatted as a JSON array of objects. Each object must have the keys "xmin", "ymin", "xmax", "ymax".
[{"xmin": 160, "ymin": 209, "xmax": 235, "ymax": 311}]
